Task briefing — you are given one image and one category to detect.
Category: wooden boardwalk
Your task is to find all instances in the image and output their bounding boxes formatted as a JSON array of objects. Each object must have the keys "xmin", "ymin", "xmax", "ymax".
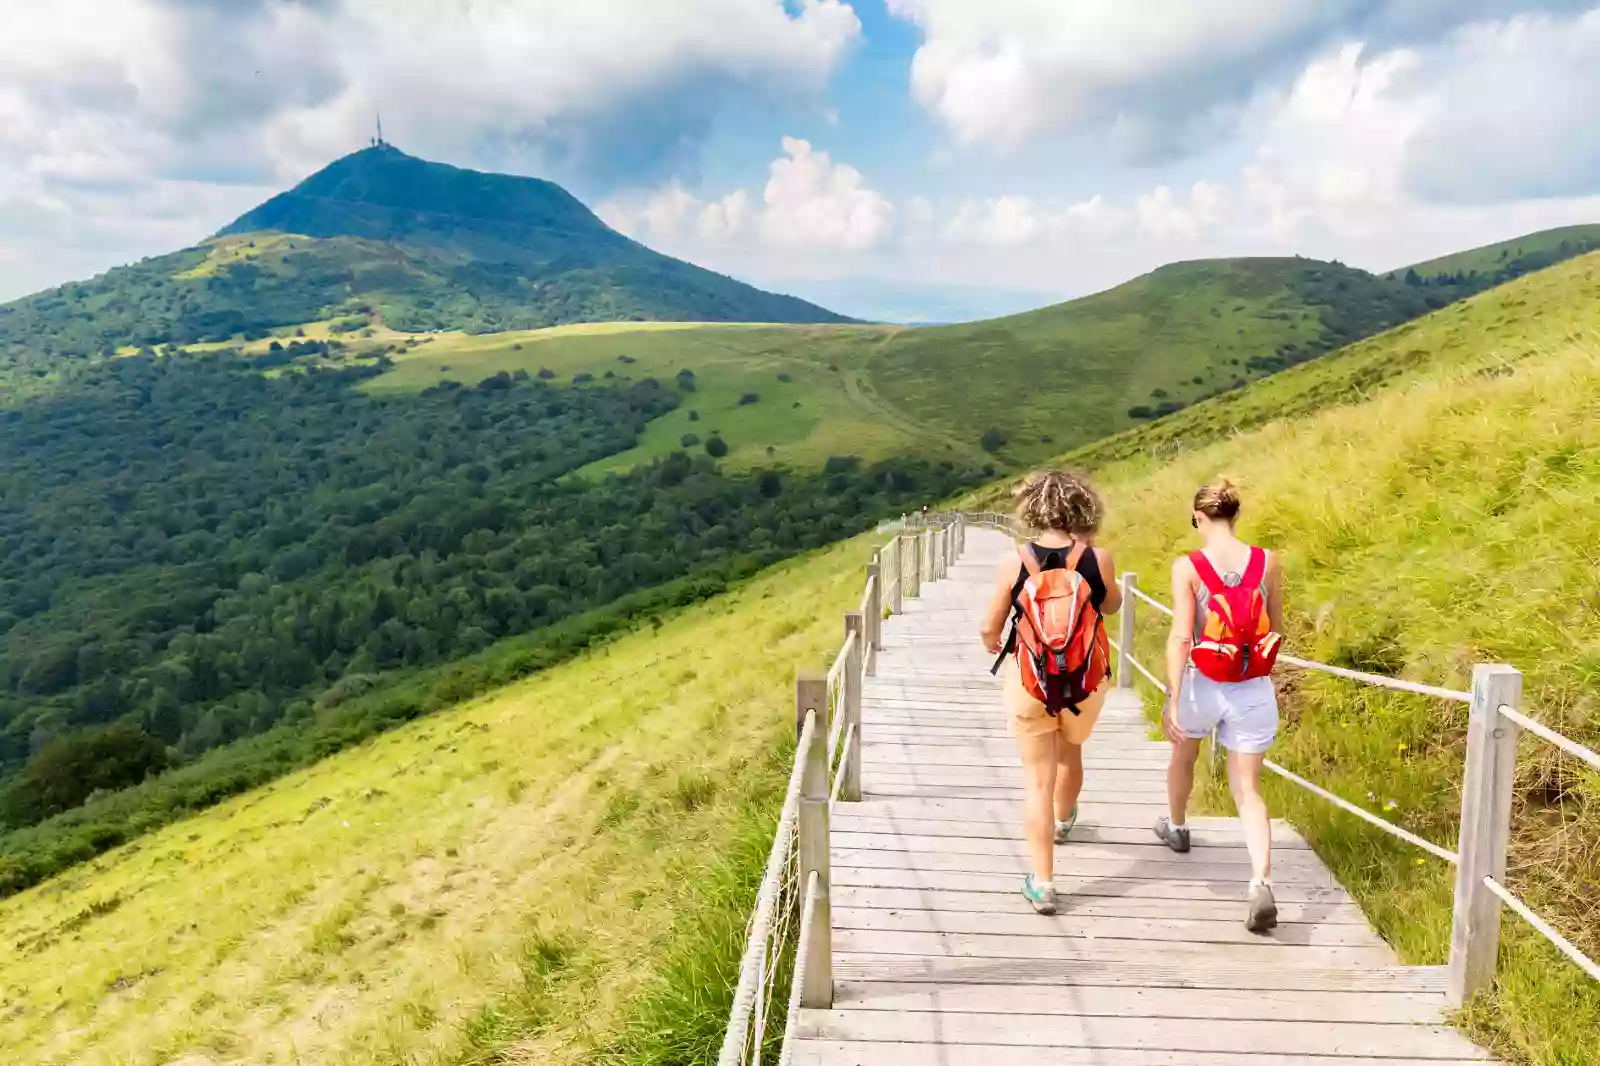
[{"xmin": 788, "ymin": 527, "xmax": 1496, "ymax": 1065}]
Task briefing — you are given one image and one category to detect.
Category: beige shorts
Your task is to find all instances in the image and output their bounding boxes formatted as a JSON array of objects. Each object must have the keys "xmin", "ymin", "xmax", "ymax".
[{"xmin": 1004, "ymin": 666, "xmax": 1107, "ymax": 748}]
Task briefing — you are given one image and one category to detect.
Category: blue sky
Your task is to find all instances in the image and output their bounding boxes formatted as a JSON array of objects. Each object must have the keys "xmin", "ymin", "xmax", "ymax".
[{"xmin": 4, "ymin": 1, "xmax": 1600, "ymax": 321}]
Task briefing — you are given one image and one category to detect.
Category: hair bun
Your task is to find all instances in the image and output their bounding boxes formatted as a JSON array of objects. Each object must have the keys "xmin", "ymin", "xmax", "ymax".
[{"xmin": 1193, "ymin": 475, "xmax": 1242, "ymax": 520}]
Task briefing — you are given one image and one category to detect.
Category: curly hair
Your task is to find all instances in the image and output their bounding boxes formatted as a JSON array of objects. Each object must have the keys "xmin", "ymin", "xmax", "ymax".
[
  {"xmin": 1013, "ymin": 469, "xmax": 1104, "ymax": 534},
  {"xmin": 1193, "ymin": 475, "xmax": 1242, "ymax": 522}
]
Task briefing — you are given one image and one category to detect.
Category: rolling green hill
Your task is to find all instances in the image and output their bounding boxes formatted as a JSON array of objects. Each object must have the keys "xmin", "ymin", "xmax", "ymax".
[
  {"xmin": 349, "ymin": 255, "xmax": 1451, "ymax": 469},
  {"xmin": 0, "ymin": 145, "xmax": 847, "ymax": 389},
  {"xmin": 1401, "ymin": 223, "xmax": 1600, "ymax": 278}
]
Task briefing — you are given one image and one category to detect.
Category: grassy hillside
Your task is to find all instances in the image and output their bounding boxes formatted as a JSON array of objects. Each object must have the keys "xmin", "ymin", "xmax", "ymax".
[
  {"xmin": 315, "ymin": 255, "xmax": 1458, "ymax": 472},
  {"xmin": 0, "ymin": 532, "xmax": 878, "ymax": 1066},
  {"xmin": 996, "ymin": 251, "xmax": 1600, "ymax": 1065},
  {"xmin": 1402, "ymin": 223, "xmax": 1600, "ymax": 277},
  {"xmin": 863, "ymin": 256, "xmax": 1439, "ymax": 459}
]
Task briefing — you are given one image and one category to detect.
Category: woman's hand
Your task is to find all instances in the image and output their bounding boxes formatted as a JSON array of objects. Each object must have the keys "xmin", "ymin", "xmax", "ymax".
[{"xmin": 1162, "ymin": 697, "xmax": 1186, "ymax": 744}]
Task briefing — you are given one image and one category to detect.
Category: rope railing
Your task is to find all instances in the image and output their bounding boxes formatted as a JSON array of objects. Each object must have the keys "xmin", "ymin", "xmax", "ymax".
[
  {"xmin": 720, "ymin": 514, "xmax": 967, "ymax": 1064},
  {"xmin": 1100, "ymin": 561, "xmax": 1597, "ymax": 1005}
]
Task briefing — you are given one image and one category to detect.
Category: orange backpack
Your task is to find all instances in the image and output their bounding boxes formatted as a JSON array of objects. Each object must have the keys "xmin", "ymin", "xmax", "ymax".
[
  {"xmin": 992, "ymin": 543, "xmax": 1110, "ymax": 716},
  {"xmin": 1189, "ymin": 547, "xmax": 1282, "ymax": 683}
]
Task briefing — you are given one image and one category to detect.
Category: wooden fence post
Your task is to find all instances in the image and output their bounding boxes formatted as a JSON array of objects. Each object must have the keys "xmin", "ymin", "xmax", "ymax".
[
  {"xmin": 1118, "ymin": 572, "xmax": 1137, "ymax": 691},
  {"xmin": 865, "ymin": 557, "xmax": 882, "ymax": 676},
  {"xmin": 795, "ymin": 675, "xmax": 831, "ymax": 1007},
  {"xmin": 842, "ymin": 613, "xmax": 864, "ymax": 801},
  {"xmin": 890, "ymin": 537, "xmax": 904, "ymax": 614},
  {"xmin": 906, "ymin": 532, "xmax": 922, "ymax": 599},
  {"xmin": 1447, "ymin": 664, "xmax": 1521, "ymax": 1006}
]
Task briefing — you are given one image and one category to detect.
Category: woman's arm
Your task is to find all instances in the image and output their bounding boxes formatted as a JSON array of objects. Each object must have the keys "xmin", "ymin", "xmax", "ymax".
[
  {"xmin": 1265, "ymin": 550, "xmax": 1286, "ymax": 632},
  {"xmin": 1095, "ymin": 547, "xmax": 1122, "ymax": 616},
  {"xmin": 1163, "ymin": 557, "xmax": 1197, "ymax": 742},
  {"xmin": 979, "ymin": 553, "xmax": 1019, "ymax": 654}
]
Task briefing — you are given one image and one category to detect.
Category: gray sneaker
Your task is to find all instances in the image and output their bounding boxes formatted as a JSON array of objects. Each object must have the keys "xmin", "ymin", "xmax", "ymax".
[
  {"xmin": 1053, "ymin": 805, "xmax": 1079, "ymax": 845},
  {"xmin": 1021, "ymin": 873, "xmax": 1057, "ymax": 915},
  {"xmin": 1246, "ymin": 882, "xmax": 1279, "ymax": 933},
  {"xmin": 1153, "ymin": 816, "xmax": 1191, "ymax": 853}
]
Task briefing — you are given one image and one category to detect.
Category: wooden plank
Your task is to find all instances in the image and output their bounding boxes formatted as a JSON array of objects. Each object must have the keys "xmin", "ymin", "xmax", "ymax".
[
  {"xmin": 829, "ymin": 848, "xmax": 1339, "ymax": 886},
  {"xmin": 832, "ymin": 954, "xmax": 1446, "ymax": 993},
  {"xmin": 862, "ymin": 783, "xmax": 1173, "ymax": 803},
  {"xmin": 832, "ymin": 907, "xmax": 1384, "ymax": 947},
  {"xmin": 864, "ymin": 742, "xmax": 1177, "ymax": 758},
  {"xmin": 856, "ymin": 797, "xmax": 1173, "ymax": 821},
  {"xmin": 832, "ymin": 927, "xmax": 1396, "ymax": 966},
  {"xmin": 828, "ymin": 981, "xmax": 1446, "ymax": 1023},
  {"xmin": 828, "ymin": 815, "xmax": 1311, "ymax": 849},
  {"xmin": 788, "ymin": 1041, "xmax": 1490, "ymax": 1066},
  {"xmin": 794, "ymin": 1010, "xmax": 1488, "ymax": 1057},
  {"xmin": 830, "ymin": 832, "xmax": 1324, "ymax": 867},
  {"xmin": 830, "ymin": 866, "xmax": 1353, "ymax": 905},
  {"xmin": 833, "ymin": 886, "xmax": 1368, "ymax": 925},
  {"xmin": 855, "ymin": 770, "xmax": 1169, "ymax": 792}
]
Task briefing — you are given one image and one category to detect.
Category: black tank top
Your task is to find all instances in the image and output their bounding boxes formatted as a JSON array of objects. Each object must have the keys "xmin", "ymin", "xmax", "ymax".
[{"xmin": 1010, "ymin": 542, "xmax": 1107, "ymax": 609}]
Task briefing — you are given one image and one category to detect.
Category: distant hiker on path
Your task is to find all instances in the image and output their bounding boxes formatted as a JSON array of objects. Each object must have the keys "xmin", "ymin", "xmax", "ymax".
[
  {"xmin": 1156, "ymin": 476, "xmax": 1285, "ymax": 932},
  {"xmin": 980, "ymin": 470, "xmax": 1120, "ymax": 915}
]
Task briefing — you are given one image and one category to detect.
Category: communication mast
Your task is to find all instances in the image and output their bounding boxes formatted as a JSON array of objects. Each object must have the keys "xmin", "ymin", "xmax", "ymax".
[{"xmin": 371, "ymin": 112, "xmax": 386, "ymax": 148}]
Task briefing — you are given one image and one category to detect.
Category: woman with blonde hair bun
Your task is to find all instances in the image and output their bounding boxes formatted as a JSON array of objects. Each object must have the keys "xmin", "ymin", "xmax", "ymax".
[
  {"xmin": 1157, "ymin": 475, "xmax": 1286, "ymax": 933},
  {"xmin": 980, "ymin": 469, "xmax": 1121, "ymax": 915}
]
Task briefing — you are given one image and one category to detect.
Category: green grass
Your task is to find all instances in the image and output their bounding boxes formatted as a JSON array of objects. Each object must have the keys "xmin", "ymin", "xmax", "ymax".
[
  {"xmin": 993, "ymin": 250, "xmax": 1600, "ymax": 1065},
  {"xmin": 0, "ymin": 533, "xmax": 880, "ymax": 1066},
  {"xmin": 359, "ymin": 320, "xmax": 963, "ymax": 473}
]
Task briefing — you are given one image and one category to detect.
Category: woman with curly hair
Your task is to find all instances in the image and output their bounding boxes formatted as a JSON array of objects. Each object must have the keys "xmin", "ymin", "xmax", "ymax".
[{"xmin": 980, "ymin": 470, "xmax": 1121, "ymax": 915}]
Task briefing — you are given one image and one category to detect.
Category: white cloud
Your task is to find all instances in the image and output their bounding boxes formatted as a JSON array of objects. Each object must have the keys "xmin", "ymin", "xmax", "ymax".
[
  {"xmin": 1401, "ymin": 9, "xmax": 1600, "ymax": 203},
  {"xmin": 0, "ymin": 0, "xmax": 862, "ymax": 301},
  {"xmin": 601, "ymin": 137, "xmax": 893, "ymax": 256},
  {"xmin": 884, "ymin": 0, "xmax": 1584, "ymax": 157},
  {"xmin": 759, "ymin": 137, "xmax": 894, "ymax": 250}
]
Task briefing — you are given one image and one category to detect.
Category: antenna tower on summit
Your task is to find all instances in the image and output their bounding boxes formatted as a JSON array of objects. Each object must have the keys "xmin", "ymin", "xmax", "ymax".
[{"xmin": 372, "ymin": 112, "xmax": 386, "ymax": 148}]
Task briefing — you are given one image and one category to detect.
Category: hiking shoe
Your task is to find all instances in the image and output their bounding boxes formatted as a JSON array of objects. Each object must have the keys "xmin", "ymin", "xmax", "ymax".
[
  {"xmin": 1246, "ymin": 882, "xmax": 1279, "ymax": 933},
  {"xmin": 1153, "ymin": 816, "xmax": 1191, "ymax": 853},
  {"xmin": 1054, "ymin": 805, "xmax": 1079, "ymax": 845},
  {"xmin": 1021, "ymin": 873, "xmax": 1057, "ymax": 915}
]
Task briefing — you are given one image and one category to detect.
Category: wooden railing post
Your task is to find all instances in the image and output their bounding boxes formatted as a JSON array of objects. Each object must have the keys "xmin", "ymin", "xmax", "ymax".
[
  {"xmin": 795, "ymin": 675, "xmax": 832, "ymax": 1007},
  {"xmin": 1448, "ymin": 664, "xmax": 1522, "ymax": 1006},
  {"xmin": 865, "ymin": 557, "xmax": 882, "ymax": 676},
  {"xmin": 890, "ymin": 537, "xmax": 904, "ymax": 614},
  {"xmin": 842, "ymin": 613, "xmax": 864, "ymax": 801},
  {"xmin": 906, "ymin": 533, "xmax": 922, "ymax": 599},
  {"xmin": 1117, "ymin": 572, "xmax": 1137, "ymax": 691}
]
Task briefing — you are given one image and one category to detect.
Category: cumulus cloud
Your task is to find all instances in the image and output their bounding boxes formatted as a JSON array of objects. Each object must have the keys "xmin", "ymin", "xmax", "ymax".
[
  {"xmin": 884, "ymin": 0, "xmax": 1584, "ymax": 158},
  {"xmin": 0, "ymin": 0, "xmax": 861, "ymax": 300},
  {"xmin": 601, "ymin": 137, "xmax": 893, "ymax": 255},
  {"xmin": 1401, "ymin": 10, "xmax": 1600, "ymax": 203}
]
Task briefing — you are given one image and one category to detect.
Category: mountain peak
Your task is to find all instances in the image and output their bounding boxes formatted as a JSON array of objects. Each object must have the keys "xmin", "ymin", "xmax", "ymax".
[{"xmin": 217, "ymin": 145, "xmax": 606, "ymax": 245}]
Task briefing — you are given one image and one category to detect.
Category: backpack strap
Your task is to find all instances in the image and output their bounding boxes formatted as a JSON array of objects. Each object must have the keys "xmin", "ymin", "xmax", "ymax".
[
  {"xmin": 1242, "ymin": 546, "xmax": 1268, "ymax": 591},
  {"xmin": 1017, "ymin": 544, "xmax": 1042, "ymax": 578},
  {"xmin": 1189, "ymin": 550, "xmax": 1227, "ymax": 596}
]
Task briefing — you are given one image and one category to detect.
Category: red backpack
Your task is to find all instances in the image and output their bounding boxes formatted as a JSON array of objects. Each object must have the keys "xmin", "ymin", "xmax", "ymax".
[
  {"xmin": 1189, "ymin": 547, "xmax": 1282, "ymax": 683},
  {"xmin": 991, "ymin": 544, "xmax": 1109, "ymax": 716}
]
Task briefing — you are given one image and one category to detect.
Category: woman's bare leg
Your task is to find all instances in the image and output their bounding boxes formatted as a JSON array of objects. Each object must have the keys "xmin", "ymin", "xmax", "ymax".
[
  {"xmin": 1019, "ymin": 733, "xmax": 1058, "ymax": 881},
  {"xmin": 1055, "ymin": 739, "xmax": 1084, "ymax": 820},
  {"xmin": 1167, "ymin": 736, "xmax": 1203, "ymax": 824},
  {"xmin": 1226, "ymin": 750, "xmax": 1273, "ymax": 882}
]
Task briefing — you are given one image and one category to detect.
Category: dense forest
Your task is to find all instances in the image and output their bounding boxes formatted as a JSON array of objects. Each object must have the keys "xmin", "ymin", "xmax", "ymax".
[{"xmin": 0, "ymin": 350, "xmax": 979, "ymax": 891}]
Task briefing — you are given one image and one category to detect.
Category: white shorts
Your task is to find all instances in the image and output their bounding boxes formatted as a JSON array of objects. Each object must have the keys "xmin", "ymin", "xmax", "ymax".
[{"xmin": 1177, "ymin": 670, "xmax": 1278, "ymax": 755}]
